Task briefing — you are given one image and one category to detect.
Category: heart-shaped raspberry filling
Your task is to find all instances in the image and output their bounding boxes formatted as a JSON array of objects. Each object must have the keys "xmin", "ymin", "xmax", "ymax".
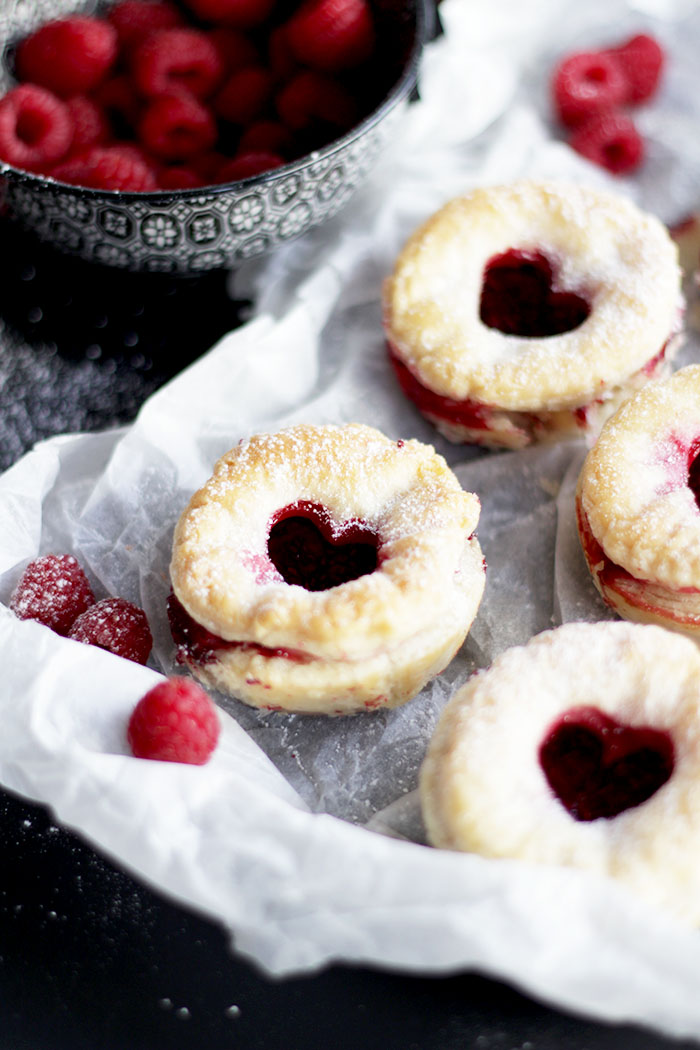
[
  {"xmin": 539, "ymin": 705, "xmax": 674, "ymax": 821},
  {"xmin": 267, "ymin": 501, "xmax": 379, "ymax": 591},
  {"xmin": 480, "ymin": 249, "xmax": 590, "ymax": 337}
]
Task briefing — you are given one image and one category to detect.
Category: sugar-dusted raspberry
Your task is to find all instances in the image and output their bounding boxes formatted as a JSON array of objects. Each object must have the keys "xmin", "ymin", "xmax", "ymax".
[
  {"xmin": 65, "ymin": 95, "xmax": 110, "ymax": 151},
  {"xmin": 157, "ymin": 163, "xmax": 206, "ymax": 188},
  {"xmin": 0, "ymin": 84, "xmax": 73, "ymax": 172},
  {"xmin": 15, "ymin": 16, "xmax": 118, "ymax": 99},
  {"xmin": 238, "ymin": 119, "xmax": 292, "ymax": 156},
  {"xmin": 213, "ymin": 66, "xmax": 273, "ymax": 125},
  {"xmin": 568, "ymin": 111, "xmax": 644, "ymax": 174},
  {"xmin": 217, "ymin": 149, "xmax": 284, "ymax": 180},
  {"xmin": 69, "ymin": 596, "xmax": 153, "ymax": 663},
  {"xmin": 607, "ymin": 33, "xmax": 665, "ymax": 104},
  {"xmin": 138, "ymin": 92, "xmax": 217, "ymax": 160},
  {"xmin": 127, "ymin": 676, "xmax": 220, "ymax": 764},
  {"xmin": 51, "ymin": 144, "xmax": 158, "ymax": 190},
  {"xmin": 108, "ymin": 0, "xmax": 184, "ymax": 51},
  {"xmin": 131, "ymin": 27, "xmax": 223, "ymax": 100},
  {"xmin": 207, "ymin": 27, "xmax": 259, "ymax": 72},
  {"xmin": 551, "ymin": 50, "xmax": 627, "ymax": 127},
  {"xmin": 285, "ymin": 0, "xmax": 375, "ymax": 72},
  {"xmin": 10, "ymin": 553, "xmax": 95, "ymax": 636},
  {"xmin": 276, "ymin": 70, "xmax": 356, "ymax": 132},
  {"xmin": 181, "ymin": 0, "xmax": 275, "ymax": 30}
]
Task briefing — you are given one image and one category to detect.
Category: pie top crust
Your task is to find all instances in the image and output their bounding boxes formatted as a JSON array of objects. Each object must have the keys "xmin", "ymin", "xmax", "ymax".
[
  {"xmin": 577, "ymin": 365, "xmax": 700, "ymax": 590},
  {"xmin": 170, "ymin": 423, "xmax": 483, "ymax": 662},
  {"xmin": 383, "ymin": 181, "xmax": 681, "ymax": 412}
]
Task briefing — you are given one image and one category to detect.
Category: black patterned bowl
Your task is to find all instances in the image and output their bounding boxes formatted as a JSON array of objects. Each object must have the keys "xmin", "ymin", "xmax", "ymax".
[{"xmin": 0, "ymin": 0, "xmax": 427, "ymax": 273}]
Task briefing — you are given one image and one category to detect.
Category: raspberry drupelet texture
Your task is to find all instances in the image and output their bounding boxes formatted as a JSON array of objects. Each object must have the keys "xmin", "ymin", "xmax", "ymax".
[
  {"xmin": 286, "ymin": 0, "xmax": 375, "ymax": 73},
  {"xmin": 569, "ymin": 111, "xmax": 644, "ymax": 174},
  {"xmin": 127, "ymin": 676, "xmax": 220, "ymax": 763},
  {"xmin": 0, "ymin": 84, "xmax": 74, "ymax": 171},
  {"xmin": 50, "ymin": 144, "xmax": 158, "ymax": 190},
  {"xmin": 10, "ymin": 553, "xmax": 95, "ymax": 636},
  {"xmin": 608, "ymin": 33, "xmax": 665, "ymax": 103},
  {"xmin": 16, "ymin": 16, "xmax": 118, "ymax": 98},
  {"xmin": 108, "ymin": 0, "xmax": 184, "ymax": 51},
  {"xmin": 551, "ymin": 50, "xmax": 627, "ymax": 127},
  {"xmin": 131, "ymin": 27, "xmax": 223, "ymax": 99},
  {"xmin": 69, "ymin": 596, "xmax": 153, "ymax": 664},
  {"xmin": 138, "ymin": 92, "xmax": 218, "ymax": 160}
]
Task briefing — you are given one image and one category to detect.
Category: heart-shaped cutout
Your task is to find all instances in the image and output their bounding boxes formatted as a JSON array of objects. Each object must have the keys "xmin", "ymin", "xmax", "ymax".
[
  {"xmin": 480, "ymin": 249, "xmax": 590, "ymax": 338},
  {"xmin": 539, "ymin": 705, "xmax": 674, "ymax": 821},
  {"xmin": 267, "ymin": 501, "xmax": 379, "ymax": 592}
]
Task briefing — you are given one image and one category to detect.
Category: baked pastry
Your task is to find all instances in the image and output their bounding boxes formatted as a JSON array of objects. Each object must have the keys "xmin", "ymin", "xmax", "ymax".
[
  {"xmin": 420, "ymin": 621, "xmax": 700, "ymax": 923},
  {"xmin": 169, "ymin": 422, "xmax": 485, "ymax": 715},
  {"xmin": 383, "ymin": 181, "xmax": 683, "ymax": 449},
  {"xmin": 576, "ymin": 364, "xmax": 700, "ymax": 637}
]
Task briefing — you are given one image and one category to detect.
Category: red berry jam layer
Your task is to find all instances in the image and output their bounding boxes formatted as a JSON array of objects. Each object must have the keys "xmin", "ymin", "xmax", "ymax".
[
  {"xmin": 267, "ymin": 500, "xmax": 379, "ymax": 591},
  {"xmin": 539, "ymin": 704, "xmax": 674, "ymax": 821},
  {"xmin": 479, "ymin": 249, "xmax": 590, "ymax": 337}
]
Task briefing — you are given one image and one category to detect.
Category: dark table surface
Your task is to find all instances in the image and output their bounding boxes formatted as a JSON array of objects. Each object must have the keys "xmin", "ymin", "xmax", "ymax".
[{"xmin": 0, "ymin": 218, "xmax": 697, "ymax": 1050}]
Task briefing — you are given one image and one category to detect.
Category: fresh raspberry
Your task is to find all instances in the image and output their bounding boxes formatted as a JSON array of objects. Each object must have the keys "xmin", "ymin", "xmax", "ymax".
[
  {"xmin": 65, "ymin": 95, "xmax": 110, "ymax": 151},
  {"xmin": 157, "ymin": 163, "xmax": 206, "ymax": 188},
  {"xmin": 238, "ymin": 119, "xmax": 292, "ymax": 156},
  {"xmin": 127, "ymin": 676, "xmax": 220, "ymax": 765},
  {"xmin": 93, "ymin": 74, "xmax": 144, "ymax": 135},
  {"xmin": 217, "ymin": 149, "xmax": 284, "ymax": 180},
  {"xmin": 138, "ymin": 92, "xmax": 217, "ymax": 160},
  {"xmin": 10, "ymin": 553, "xmax": 95, "ymax": 636},
  {"xmin": 131, "ymin": 28, "xmax": 223, "ymax": 100},
  {"xmin": 207, "ymin": 27, "xmax": 259, "ymax": 72},
  {"xmin": 267, "ymin": 25, "xmax": 299, "ymax": 82},
  {"xmin": 108, "ymin": 0, "xmax": 184, "ymax": 51},
  {"xmin": 181, "ymin": 0, "xmax": 276, "ymax": 30},
  {"xmin": 69, "ymin": 596, "xmax": 153, "ymax": 663},
  {"xmin": 568, "ymin": 111, "xmax": 644, "ymax": 174},
  {"xmin": 213, "ymin": 66, "xmax": 273, "ymax": 125},
  {"xmin": 15, "ymin": 16, "xmax": 118, "ymax": 98},
  {"xmin": 285, "ymin": 0, "xmax": 375, "ymax": 72},
  {"xmin": 0, "ymin": 84, "xmax": 73, "ymax": 171},
  {"xmin": 51, "ymin": 144, "xmax": 158, "ymax": 190},
  {"xmin": 607, "ymin": 33, "xmax": 665, "ymax": 104},
  {"xmin": 551, "ymin": 50, "xmax": 627, "ymax": 127},
  {"xmin": 276, "ymin": 70, "xmax": 356, "ymax": 132},
  {"xmin": 189, "ymin": 149, "xmax": 229, "ymax": 180}
]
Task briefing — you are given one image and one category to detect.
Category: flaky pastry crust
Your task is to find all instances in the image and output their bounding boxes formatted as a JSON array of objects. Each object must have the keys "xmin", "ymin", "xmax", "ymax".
[
  {"xmin": 577, "ymin": 366, "xmax": 700, "ymax": 610},
  {"xmin": 170, "ymin": 423, "xmax": 485, "ymax": 713},
  {"xmin": 420, "ymin": 622, "xmax": 700, "ymax": 924},
  {"xmin": 384, "ymin": 181, "xmax": 682, "ymax": 416}
]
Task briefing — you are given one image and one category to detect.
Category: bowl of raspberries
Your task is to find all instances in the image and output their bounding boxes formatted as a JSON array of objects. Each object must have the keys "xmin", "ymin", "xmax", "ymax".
[{"xmin": 0, "ymin": 0, "xmax": 426, "ymax": 272}]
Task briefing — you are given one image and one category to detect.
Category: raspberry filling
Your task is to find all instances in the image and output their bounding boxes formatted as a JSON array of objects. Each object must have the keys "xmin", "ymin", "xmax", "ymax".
[
  {"xmin": 479, "ymin": 250, "xmax": 590, "ymax": 337},
  {"xmin": 687, "ymin": 439, "xmax": 700, "ymax": 510},
  {"xmin": 267, "ymin": 500, "xmax": 379, "ymax": 591},
  {"xmin": 167, "ymin": 592, "xmax": 312, "ymax": 665},
  {"xmin": 539, "ymin": 705, "xmax": 674, "ymax": 821}
]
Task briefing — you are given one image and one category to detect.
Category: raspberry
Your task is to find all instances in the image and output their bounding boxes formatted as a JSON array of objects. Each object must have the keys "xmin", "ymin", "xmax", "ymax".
[
  {"xmin": 108, "ymin": 0, "xmax": 184, "ymax": 51},
  {"xmin": 138, "ymin": 92, "xmax": 217, "ymax": 160},
  {"xmin": 51, "ymin": 145, "xmax": 158, "ymax": 190},
  {"xmin": 131, "ymin": 28, "xmax": 223, "ymax": 100},
  {"xmin": 213, "ymin": 66, "xmax": 273, "ymax": 125},
  {"xmin": 238, "ymin": 119, "xmax": 292, "ymax": 156},
  {"xmin": 217, "ymin": 149, "xmax": 284, "ymax": 180},
  {"xmin": 16, "ymin": 16, "xmax": 118, "ymax": 98},
  {"xmin": 551, "ymin": 50, "xmax": 627, "ymax": 127},
  {"xmin": 276, "ymin": 70, "xmax": 356, "ymax": 132},
  {"xmin": 569, "ymin": 111, "xmax": 644, "ymax": 174},
  {"xmin": 127, "ymin": 676, "xmax": 220, "ymax": 765},
  {"xmin": 0, "ymin": 84, "xmax": 73, "ymax": 171},
  {"xmin": 69, "ymin": 596, "xmax": 153, "ymax": 663},
  {"xmin": 607, "ymin": 33, "xmax": 665, "ymax": 104},
  {"xmin": 285, "ymin": 0, "xmax": 375, "ymax": 73},
  {"xmin": 93, "ymin": 74, "xmax": 144, "ymax": 135},
  {"xmin": 10, "ymin": 553, "xmax": 95, "ymax": 636},
  {"xmin": 208, "ymin": 27, "xmax": 259, "ymax": 72},
  {"xmin": 267, "ymin": 25, "xmax": 299, "ymax": 82},
  {"xmin": 157, "ymin": 163, "xmax": 205, "ymax": 188},
  {"xmin": 65, "ymin": 95, "xmax": 110, "ymax": 151},
  {"xmin": 181, "ymin": 0, "xmax": 275, "ymax": 30}
]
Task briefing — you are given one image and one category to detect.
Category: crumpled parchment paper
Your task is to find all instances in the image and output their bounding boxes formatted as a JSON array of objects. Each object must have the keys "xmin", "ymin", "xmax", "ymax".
[{"xmin": 3, "ymin": 0, "xmax": 700, "ymax": 1038}]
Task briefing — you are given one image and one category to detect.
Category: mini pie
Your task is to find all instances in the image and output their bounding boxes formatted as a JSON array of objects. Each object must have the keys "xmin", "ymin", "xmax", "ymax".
[
  {"xmin": 383, "ymin": 180, "xmax": 683, "ymax": 449},
  {"xmin": 420, "ymin": 621, "xmax": 700, "ymax": 923},
  {"xmin": 576, "ymin": 364, "xmax": 700, "ymax": 637},
  {"xmin": 169, "ymin": 422, "xmax": 486, "ymax": 715}
]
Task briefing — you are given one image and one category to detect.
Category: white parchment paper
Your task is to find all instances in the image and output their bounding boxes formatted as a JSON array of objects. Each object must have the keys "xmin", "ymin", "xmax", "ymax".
[{"xmin": 3, "ymin": 0, "xmax": 700, "ymax": 1037}]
